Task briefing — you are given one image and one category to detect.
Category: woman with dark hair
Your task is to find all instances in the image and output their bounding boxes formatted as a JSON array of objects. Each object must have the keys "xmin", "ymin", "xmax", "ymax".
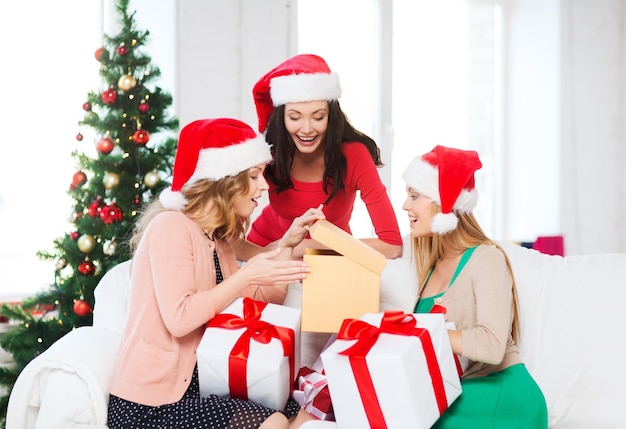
[
  {"xmin": 240, "ymin": 54, "xmax": 402, "ymax": 260},
  {"xmin": 107, "ymin": 118, "xmax": 322, "ymax": 429}
]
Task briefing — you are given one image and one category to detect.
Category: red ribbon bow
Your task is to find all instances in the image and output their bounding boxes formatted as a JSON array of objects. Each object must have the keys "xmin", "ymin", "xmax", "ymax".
[
  {"xmin": 337, "ymin": 311, "xmax": 448, "ymax": 428},
  {"xmin": 206, "ymin": 298, "xmax": 295, "ymax": 401}
]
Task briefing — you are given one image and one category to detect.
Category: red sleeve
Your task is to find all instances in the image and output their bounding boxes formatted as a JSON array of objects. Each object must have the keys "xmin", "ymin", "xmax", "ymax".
[{"xmin": 344, "ymin": 143, "xmax": 402, "ymax": 246}]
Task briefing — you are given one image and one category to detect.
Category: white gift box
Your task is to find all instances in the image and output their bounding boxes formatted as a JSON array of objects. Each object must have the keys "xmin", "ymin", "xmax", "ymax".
[
  {"xmin": 197, "ymin": 297, "xmax": 301, "ymax": 410},
  {"xmin": 320, "ymin": 312, "xmax": 462, "ymax": 429}
]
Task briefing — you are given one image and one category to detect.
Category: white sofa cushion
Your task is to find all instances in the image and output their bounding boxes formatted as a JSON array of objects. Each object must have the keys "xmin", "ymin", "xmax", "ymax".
[
  {"xmin": 93, "ymin": 260, "xmax": 131, "ymax": 333},
  {"xmin": 500, "ymin": 241, "xmax": 626, "ymax": 427}
]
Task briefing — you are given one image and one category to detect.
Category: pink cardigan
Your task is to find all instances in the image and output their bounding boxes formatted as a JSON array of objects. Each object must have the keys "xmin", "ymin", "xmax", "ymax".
[{"xmin": 109, "ymin": 210, "xmax": 287, "ymax": 406}]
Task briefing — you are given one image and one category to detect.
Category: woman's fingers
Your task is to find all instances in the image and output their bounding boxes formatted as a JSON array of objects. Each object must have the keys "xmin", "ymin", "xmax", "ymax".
[{"xmin": 253, "ymin": 259, "xmax": 311, "ymax": 285}]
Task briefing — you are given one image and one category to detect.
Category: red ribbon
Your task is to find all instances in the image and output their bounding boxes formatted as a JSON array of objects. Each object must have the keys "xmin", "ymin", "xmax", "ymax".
[
  {"xmin": 430, "ymin": 304, "xmax": 464, "ymax": 377},
  {"xmin": 206, "ymin": 298, "xmax": 295, "ymax": 401},
  {"xmin": 337, "ymin": 311, "xmax": 449, "ymax": 428}
]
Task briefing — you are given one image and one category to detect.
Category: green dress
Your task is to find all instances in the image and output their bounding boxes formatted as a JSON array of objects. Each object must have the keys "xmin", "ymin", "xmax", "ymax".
[{"xmin": 415, "ymin": 247, "xmax": 548, "ymax": 429}]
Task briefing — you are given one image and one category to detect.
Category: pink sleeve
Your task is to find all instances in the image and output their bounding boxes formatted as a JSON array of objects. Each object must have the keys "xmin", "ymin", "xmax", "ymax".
[{"xmin": 143, "ymin": 214, "xmax": 216, "ymax": 337}]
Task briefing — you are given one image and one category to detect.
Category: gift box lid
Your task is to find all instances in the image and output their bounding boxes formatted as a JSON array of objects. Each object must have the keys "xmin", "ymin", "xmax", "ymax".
[{"xmin": 308, "ymin": 220, "xmax": 387, "ymax": 274}]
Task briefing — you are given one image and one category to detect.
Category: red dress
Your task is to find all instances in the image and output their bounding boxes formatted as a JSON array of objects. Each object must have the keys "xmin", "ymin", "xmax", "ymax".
[{"xmin": 247, "ymin": 142, "xmax": 402, "ymax": 246}]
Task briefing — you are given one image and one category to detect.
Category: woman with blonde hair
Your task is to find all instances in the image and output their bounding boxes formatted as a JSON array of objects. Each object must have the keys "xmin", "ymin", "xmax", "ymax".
[
  {"xmin": 401, "ymin": 145, "xmax": 547, "ymax": 428},
  {"xmin": 107, "ymin": 118, "xmax": 321, "ymax": 429}
]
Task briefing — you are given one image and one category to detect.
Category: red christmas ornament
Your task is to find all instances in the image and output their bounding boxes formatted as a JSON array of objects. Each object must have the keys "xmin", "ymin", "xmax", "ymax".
[
  {"xmin": 87, "ymin": 198, "xmax": 106, "ymax": 217},
  {"xmin": 72, "ymin": 171, "xmax": 87, "ymax": 187},
  {"xmin": 138, "ymin": 101, "xmax": 150, "ymax": 113},
  {"xmin": 116, "ymin": 44, "xmax": 128, "ymax": 56},
  {"xmin": 133, "ymin": 195, "xmax": 142, "ymax": 205},
  {"xmin": 100, "ymin": 202, "xmax": 124, "ymax": 225},
  {"xmin": 94, "ymin": 47, "xmax": 109, "ymax": 62},
  {"xmin": 102, "ymin": 86, "xmax": 118, "ymax": 105},
  {"xmin": 132, "ymin": 130, "xmax": 150, "ymax": 146},
  {"xmin": 73, "ymin": 299, "xmax": 93, "ymax": 317},
  {"xmin": 82, "ymin": 101, "xmax": 92, "ymax": 111},
  {"xmin": 76, "ymin": 133, "xmax": 83, "ymax": 141},
  {"xmin": 78, "ymin": 260, "xmax": 96, "ymax": 276},
  {"xmin": 96, "ymin": 137, "xmax": 115, "ymax": 155},
  {"xmin": 70, "ymin": 230, "xmax": 80, "ymax": 241}
]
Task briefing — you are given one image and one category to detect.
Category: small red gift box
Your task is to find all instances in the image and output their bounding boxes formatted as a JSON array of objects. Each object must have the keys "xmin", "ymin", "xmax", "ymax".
[{"xmin": 292, "ymin": 367, "xmax": 335, "ymax": 421}]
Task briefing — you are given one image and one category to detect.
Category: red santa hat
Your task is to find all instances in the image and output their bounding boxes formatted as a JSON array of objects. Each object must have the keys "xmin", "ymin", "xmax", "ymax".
[
  {"xmin": 402, "ymin": 145, "xmax": 483, "ymax": 234},
  {"xmin": 159, "ymin": 118, "xmax": 271, "ymax": 210},
  {"xmin": 252, "ymin": 54, "xmax": 342, "ymax": 133}
]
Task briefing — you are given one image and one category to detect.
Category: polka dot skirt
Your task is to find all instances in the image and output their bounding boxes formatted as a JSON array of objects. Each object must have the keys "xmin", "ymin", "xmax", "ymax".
[
  {"xmin": 107, "ymin": 249, "xmax": 300, "ymax": 428},
  {"xmin": 108, "ymin": 364, "xmax": 300, "ymax": 428}
]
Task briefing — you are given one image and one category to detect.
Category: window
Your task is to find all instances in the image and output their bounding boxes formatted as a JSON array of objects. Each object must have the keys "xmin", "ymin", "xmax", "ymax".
[
  {"xmin": 0, "ymin": 1, "xmax": 101, "ymax": 299},
  {"xmin": 297, "ymin": 0, "xmax": 378, "ymax": 239},
  {"xmin": 298, "ymin": 0, "xmax": 502, "ymax": 238}
]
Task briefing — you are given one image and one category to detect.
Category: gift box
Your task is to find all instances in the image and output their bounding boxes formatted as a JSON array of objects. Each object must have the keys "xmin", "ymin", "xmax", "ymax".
[
  {"xmin": 197, "ymin": 297, "xmax": 301, "ymax": 410},
  {"xmin": 320, "ymin": 311, "xmax": 462, "ymax": 429},
  {"xmin": 302, "ymin": 220, "xmax": 386, "ymax": 333},
  {"xmin": 292, "ymin": 367, "xmax": 335, "ymax": 421}
]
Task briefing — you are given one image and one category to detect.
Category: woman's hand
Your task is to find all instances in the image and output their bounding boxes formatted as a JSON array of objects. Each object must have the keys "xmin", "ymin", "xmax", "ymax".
[
  {"xmin": 279, "ymin": 204, "xmax": 325, "ymax": 249},
  {"xmin": 240, "ymin": 247, "xmax": 312, "ymax": 287}
]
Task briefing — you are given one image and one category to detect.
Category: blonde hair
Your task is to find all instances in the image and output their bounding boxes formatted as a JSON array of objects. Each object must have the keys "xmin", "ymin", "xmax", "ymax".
[
  {"xmin": 411, "ymin": 204, "xmax": 521, "ymax": 342},
  {"xmin": 129, "ymin": 170, "xmax": 253, "ymax": 253}
]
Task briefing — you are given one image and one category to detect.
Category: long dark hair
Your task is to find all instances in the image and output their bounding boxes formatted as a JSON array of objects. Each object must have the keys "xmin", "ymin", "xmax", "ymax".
[{"xmin": 264, "ymin": 100, "xmax": 383, "ymax": 204}]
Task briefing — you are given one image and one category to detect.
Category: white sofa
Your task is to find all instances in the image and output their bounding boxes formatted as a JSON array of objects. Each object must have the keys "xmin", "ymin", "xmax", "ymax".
[{"xmin": 6, "ymin": 239, "xmax": 626, "ymax": 428}]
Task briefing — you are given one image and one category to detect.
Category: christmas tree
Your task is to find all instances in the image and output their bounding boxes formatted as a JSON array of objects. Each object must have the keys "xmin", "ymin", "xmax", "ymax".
[{"xmin": 0, "ymin": 0, "xmax": 177, "ymax": 422}]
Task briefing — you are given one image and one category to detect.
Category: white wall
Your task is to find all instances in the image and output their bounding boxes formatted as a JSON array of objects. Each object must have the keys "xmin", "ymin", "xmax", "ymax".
[
  {"xmin": 176, "ymin": 0, "xmax": 295, "ymax": 128},
  {"xmin": 560, "ymin": 0, "xmax": 625, "ymax": 254}
]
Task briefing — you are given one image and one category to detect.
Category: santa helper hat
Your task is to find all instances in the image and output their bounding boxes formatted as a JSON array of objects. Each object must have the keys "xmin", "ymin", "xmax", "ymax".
[
  {"xmin": 160, "ymin": 118, "xmax": 272, "ymax": 210},
  {"xmin": 402, "ymin": 145, "xmax": 483, "ymax": 234},
  {"xmin": 252, "ymin": 54, "xmax": 342, "ymax": 133}
]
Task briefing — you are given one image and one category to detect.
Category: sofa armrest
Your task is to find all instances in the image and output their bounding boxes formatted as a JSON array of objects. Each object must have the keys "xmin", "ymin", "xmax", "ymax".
[
  {"xmin": 93, "ymin": 260, "xmax": 132, "ymax": 333},
  {"xmin": 6, "ymin": 326, "xmax": 121, "ymax": 429}
]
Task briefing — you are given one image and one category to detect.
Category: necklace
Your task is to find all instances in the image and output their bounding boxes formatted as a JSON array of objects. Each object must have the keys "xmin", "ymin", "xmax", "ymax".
[
  {"xmin": 204, "ymin": 231, "xmax": 223, "ymax": 283},
  {"xmin": 203, "ymin": 230, "xmax": 222, "ymax": 255}
]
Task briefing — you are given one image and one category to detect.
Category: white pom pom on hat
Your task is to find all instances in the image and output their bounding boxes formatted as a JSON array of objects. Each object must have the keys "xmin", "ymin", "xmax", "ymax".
[
  {"xmin": 252, "ymin": 54, "xmax": 342, "ymax": 133},
  {"xmin": 402, "ymin": 145, "xmax": 483, "ymax": 234},
  {"xmin": 159, "ymin": 118, "xmax": 272, "ymax": 210}
]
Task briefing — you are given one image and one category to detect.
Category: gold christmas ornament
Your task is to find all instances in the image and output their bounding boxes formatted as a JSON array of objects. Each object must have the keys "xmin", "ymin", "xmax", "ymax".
[
  {"xmin": 144, "ymin": 171, "xmax": 160, "ymax": 189},
  {"xmin": 77, "ymin": 234, "xmax": 97, "ymax": 253},
  {"xmin": 103, "ymin": 172, "xmax": 120, "ymax": 190},
  {"xmin": 118, "ymin": 74, "xmax": 137, "ymax": 91}
]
